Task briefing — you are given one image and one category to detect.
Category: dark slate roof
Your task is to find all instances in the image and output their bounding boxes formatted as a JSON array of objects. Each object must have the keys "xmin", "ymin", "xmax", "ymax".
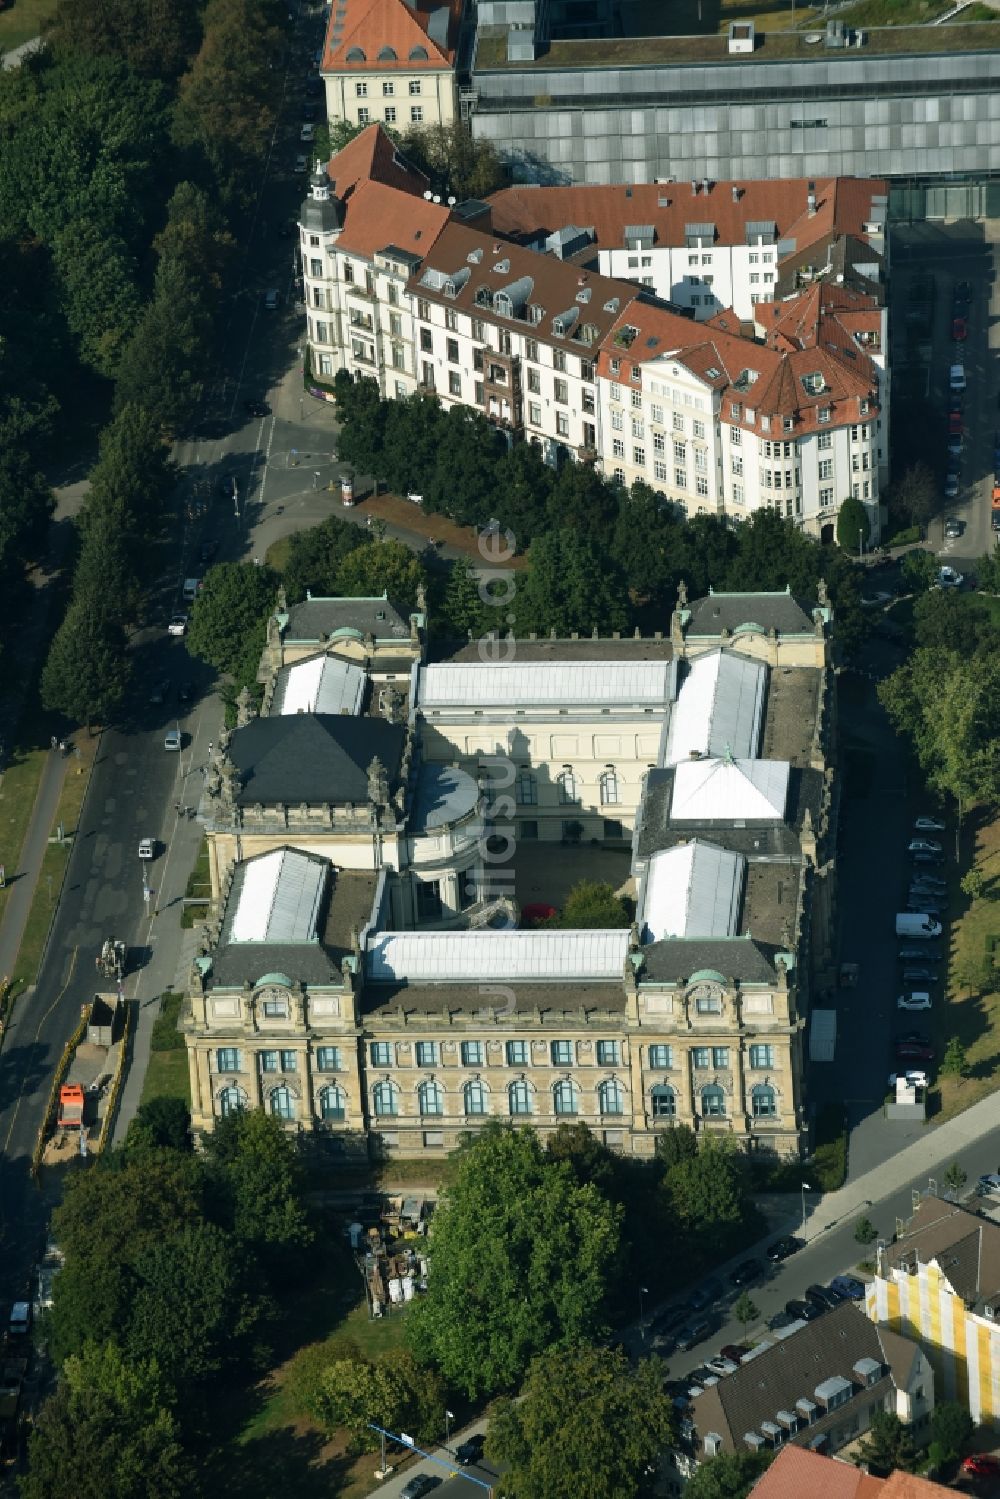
[
  {"xmin": 284, "ymin": 595, "xmax": 411, "ymax": 642},
  {"xmin": 210, "ymin": 867, "xmax": 379, "ymax": 989},
  {"xmin": 228, "ymin": 716, "xmax": 405, "ymax": 805},
  {"xmin": 885, "ymin": 1197, "xmax": 1000, "ymax": 1308},
  {"xmin": 635, "ymin": 766, "xmax": 821, "ymax": 863},
  {"xmin": 361, "ymin": 980, "xmax": 627, "ymax": 1018},
  {"xmin": 690, "ymin": 1303, "xmax": 919, "ymax": 1456},
  {"xmin": 639, "ymin": 935, "xmax": 779, "ymax": 984},
  {"xmin": 684, "ymin": 589, "xmax": 818, "ymax": 637},
  {"xmin": 408, "ymin": 764, "xmax": 479, "ymax": 834}
]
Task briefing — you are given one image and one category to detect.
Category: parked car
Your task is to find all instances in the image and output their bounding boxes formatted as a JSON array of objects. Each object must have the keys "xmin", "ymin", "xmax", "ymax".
[
  {"xmin": 294, "ymin": 152, "xmax": 309, "ymax": 172},
  {"xmin": 766, "ymin": 1236, "xmax": 802, "ymax": 1263},
  {"xmin": 300, "ymin": 122, "xmax": 315, "ymax": 142},
  {"xmin": 687, "ymin": 1277, "xmax": 723, "ymax": 1313},
  {"xmin": 888, "ymin": 1069, "xmax": 930, "ymax": 1088},
  {"xmin": 830, "ymin": 1274, "xmax": 866, "ymax": 1301},
  {"xmin": 901, "ymin": 968, "xmax": 936, "ymax": 985},
  {"xmin": 943, "ymin": 515, "xmax": 962, "ymax": 538},
  {"xmin": 898, "ymin": 992, "xmax": 933, "ymax": 1011},
  {"xmin": 719, "ymin": 1343, "xmax": 748, "ymax": 1364},
  {"xmin": 895, "ymin": 1039, "xmax": 934, "ymax": 1063},
  {"xmin": 962, "ymin": 1454, "xmax": 1000, "ymax": 1478},
  {"xmin": 454, "ymin": 1435, "xmax": 485, "ymax": 1466},
  {"xmin": 977, "ymin": 1174, "xmax": 1000, "ymax": 1196},
  {"xmin": 943, "ymin": 473, "xmax": 959, "ymax": 500},
  {"xmin": 675, "ymin": 1317, "xmax": 713, "ymax": 1351},
  {"xmin": 948, "ymin": 410, "xmax": 963, "ymax": 435},
  {"xmin": 911, "ymin": 850, "xmax": 945, "ymax": 867},
  {"xmin": 138, "ymin": 837, "xmax": 156, "ymax": 860},
  {"xmin": 909, "ymin": 874, "xmax": 946, "ymax": 890},
  {"xmin": 149, "ymin": 678, "xmax": 169, "ymax": 705},
  {"xmin": 954, "ymin": 279, "xmax": 972, "ymax": 306},
  {"xmin": 704, "ymin": 1355, "xmax": 739, "ymax": 1377},
  {"xmin": 938, "ymin": 565, "xmax": 964, "ymax": 589},
  {"xmin": 768, "ymin": 1309, "xmax": 801, "ymax": 1331},
  {"xmin": 906, "ymin": 900, "xmax": 942, "ymax": 918},
  {"xmin": 952, "ymin": 315, "xmax": 968, "ymax": 341},
  {"xmin": 909, "ymin": 837, "xmax": 943, "ymax": 854},
  {"xmin": 805, "ymin": 1283, "xmax": 841, "ymax": 1310},
  {"xmin": 164, "ymin": 728, "xmax": 182, "ymax": 752},
  {"xmin": 785, "ymin": 1298, "xmax": 823, "ymax": 1322},
  {"xmin": 400, "ymin": 1478, "xmax": 438, "ymax": 1499},
  {"xmin": 263, "ymin": 287, "xmax": 280, "ymax": 310},
  {"xmin": 729, "ymin": 1259, "xmax": 762, "ymax": 1288},
  {"xmin": 168, "ymin": 613, "xmax": 188, "ymax": 636},
  {"xmin": 177, "ymin": 682, "xmax": 194, "ymax": 704},
  {"xmin": 914, "ymin": 816, "xmax": 945, "ymax": 832}
]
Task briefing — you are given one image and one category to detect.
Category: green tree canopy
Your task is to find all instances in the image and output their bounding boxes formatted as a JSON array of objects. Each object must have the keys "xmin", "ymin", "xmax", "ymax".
[
  {"xmin": 929, "ymin": 1399, "xmax": 974, "ymax": 1461},
  {"xmin": 309, "ymin": 1349, "xmax": 444, "ymax": 1452},
  {"xmin": 486, "ymin": 1344, "xmax": 674, "ymax": 1499},
  {"xmin": 45, "ymin": 0, "xmax": 202, "ymax": 78},
  {"xmin": 281, "ymin": 512, "xmax": 365, "ymax": 603},
  {"xmin": 900, "ymin": 548, "xmax": 939, "ymax": 594},
  {"xmin": 41, "ymin": 598, "xmax": 131, "ymax": 729},
  {"xmin": 515, "ymin": 528, "xmax": 628, "ymax": 636},
  {"xmin": 858, "ymin": 1409, "xmax": 915, "ymax": 1475},
  {"xmin": 126, "ymin": 1097, "xmax": 193, "ymax": 1155},
  {"xmin": 335, "ymin": 537, "xmax": 426, "ymax": 612},
  {"xmin": 406, "ymin": 1123, "xmax": 621, "ymax": 1396},
  {"xmin": 202, "ymin": 1108, "xmax": 314, "ymax": 1268},
  {"xmin": 20, "ymin": 1341, "xmax": 194, "ymax": 1499},
  {"xmin": 557, "ymin": 881, "xmax": 631, "ymax": 929},
  {"xmin": 890, "ymin": 461, "xmax": 936, "ymax": 530},
  {"xmin": 186, "ymin": 560, "xmax": 276, "ymax": 682},
  {"xmin": 399, "ymin": 121, "xmax": 508, "ymax": 199},
  {"xmin": 664, "ymin": 1137, "xmax": 752, "ymax": 1254},
  {"xmin": 683, "ymin": 1451, "xmax": 773, "ymax": 1499}
]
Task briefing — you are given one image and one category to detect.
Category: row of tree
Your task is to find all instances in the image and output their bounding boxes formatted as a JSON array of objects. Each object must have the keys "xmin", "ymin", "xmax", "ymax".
[{"xmin": 332, "ymin": 373, "xmax": 870, "ymax": 648}]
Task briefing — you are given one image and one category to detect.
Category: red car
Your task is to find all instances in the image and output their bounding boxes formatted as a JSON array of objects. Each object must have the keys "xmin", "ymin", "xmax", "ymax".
[
  {"xmin": 719, "ymin": 1344, "xmax": 747, "ymax": 1364},
  {"xmin": 896, "ymin": 1041, "xmax": 934, "ymax": 1063},
  {"xmin": 949, "ymin": 411, "xmax": 963, "ymax": 435},
  {"xmin": 952, "ymin": 315, "xmax": 968, "ymax": 341},
  {"xmin": 962, "ymin": 1454, "xmax": 1000, "ymax": 1477}
]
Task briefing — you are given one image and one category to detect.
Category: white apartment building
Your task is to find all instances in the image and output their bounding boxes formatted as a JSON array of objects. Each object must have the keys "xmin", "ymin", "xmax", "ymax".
[
  {"xmin": 489, "ymin": 175, "xmax": 887, "ymax": 323},
  {"xmin": 300, "ymin": 128, "xmax": 887, "ymax": 540},
  {"xmin": 320, "ymin": 0, "xmax": 460, "ymax": 132}
]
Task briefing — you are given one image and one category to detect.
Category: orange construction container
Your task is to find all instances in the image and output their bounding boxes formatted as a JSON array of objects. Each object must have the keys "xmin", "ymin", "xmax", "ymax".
[{"xmin": 57, "ymin": 1084, "xmax": 84, "ymax": 1128}]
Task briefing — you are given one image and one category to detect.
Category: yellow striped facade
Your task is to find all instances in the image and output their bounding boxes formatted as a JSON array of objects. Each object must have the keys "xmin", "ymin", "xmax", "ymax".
[{"xmin": 866, "ymin": 1262, "xmax": 1000, "ymax": 1424}]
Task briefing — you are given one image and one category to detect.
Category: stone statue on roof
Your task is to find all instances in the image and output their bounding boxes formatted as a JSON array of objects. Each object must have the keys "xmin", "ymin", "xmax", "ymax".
[
  {"xmin": 367, "ymin": 755, "xmax": 388, "ymax": 806},
  {"xmin": 235, "ymin": 687, "xmax": 255, "ymax": 728},
  {"xmin": 677, "ymin": 579, "xmax": 688, "ymax": 607}
]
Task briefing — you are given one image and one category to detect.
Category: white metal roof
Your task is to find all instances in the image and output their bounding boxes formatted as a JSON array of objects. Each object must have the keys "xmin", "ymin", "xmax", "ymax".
[
  {"xmin": 275, "ymin": 655, "xmax": 366, "ymax": 716},
  {"xmin": 670, "ymin": 757, "xmax": 789, "ymax": 821},
  {"xmin": 639, "ymin": 841, "xmax": 744, "ymax": 942},
  {"xmin": 231, "ymin": 849, "xmax": 327, "ymax": 943},
  {"xmin": 366, "ymin": 929, "xmax": 630, "ymax": 982},
  {"xmin": 417, "ymin": 661, "xmax": 674, "ymax": 710},
  {"xmin": 663, "ymin": 650, "xmax": 766, "ymax": 766}
]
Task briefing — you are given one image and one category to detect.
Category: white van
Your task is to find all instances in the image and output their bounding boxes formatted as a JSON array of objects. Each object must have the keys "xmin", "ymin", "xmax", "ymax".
[
  {"xmin": 895, "ymin": 912, "xmax": 942, "ymax": 939},
  {"xmin": 182, "ymin": 578, "xmax": 201, "ymax": 603},
  {"xmin": 949, "ymin": 363, "xmax": 966, "ymax": 393}
]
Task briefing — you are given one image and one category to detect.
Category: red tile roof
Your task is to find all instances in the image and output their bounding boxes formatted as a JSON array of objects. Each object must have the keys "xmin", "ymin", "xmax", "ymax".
[
  {"xmin": 335, "ymin": 178, "xmax": 451, "ymax": 259},
  {"xmin": 748, "ymin": 1447, "xmax": 877, "ymax": 1499},
  {"xmin": 488, "ymin": 176, "xmax": 887, "ymax": 258},
  {"xmin": 328, "ymin": 122, "xmax": 430, "ymax": 199},
  {"xmin": 323, "ymin": 0, "xmax": 461, "ymax": 70}
]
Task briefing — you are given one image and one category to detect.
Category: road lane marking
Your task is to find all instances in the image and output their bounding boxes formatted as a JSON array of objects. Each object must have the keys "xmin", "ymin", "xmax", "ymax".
[{"xmin": 1, "ymin": 946, "xmax": 78, "ymax": 1159}]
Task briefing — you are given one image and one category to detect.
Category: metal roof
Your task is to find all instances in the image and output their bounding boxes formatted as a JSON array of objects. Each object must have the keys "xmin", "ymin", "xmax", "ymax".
[
  {"xmin": 670, "ymin": 757, "xmax": 789, "ymax": 821},
  {"xmin": 230, "ymin": 849, "xmax": 328, "ymax": 944},
  {"xmin": 366, "ymin": 929, "xmax": 630, "ymax": 981},
  {"xmin": 663, "ymin": 650, "xmax": 766, "ymax": 765},
  {"xmin": 272, "ymin": 655, "xmax": 367, "ymax": 716},
  {"xmin": 418, "ymin": 660, "xmax": 674, "ymax": 709},
  {"xmin": 639, "ymin": 841, "xmax": 744, "ymax": 942}
]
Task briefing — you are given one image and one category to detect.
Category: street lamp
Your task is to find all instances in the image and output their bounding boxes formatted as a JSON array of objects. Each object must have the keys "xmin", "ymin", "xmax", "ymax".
[
  {"xmin": 639, "ymin": 1284, "xmax": 649, "ymax": 1337},
  {"xmin": 858, "ymin": 526, "xmax": 864, "ymax": 562},
  {"xmin": 800, "ymin": 1180, "xmax": 812, "ymax": 1237},
  {"xmin": 445, "ymin": 1409, "xmax": 454, "ymax": 1445}
]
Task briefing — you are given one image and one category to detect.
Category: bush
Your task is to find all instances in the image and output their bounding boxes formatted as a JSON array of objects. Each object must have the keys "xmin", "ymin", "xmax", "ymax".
[
  {"xmin": 812, "ymin": 1104, "xmax": 847, "ymax": 1191},
  {"xmin": 150, "ymin": 992, "xmax": 185, "ymax": 1052},
  {"xmin": 885, "ymin": 525, "xmax": 922, "ymax": 548}
]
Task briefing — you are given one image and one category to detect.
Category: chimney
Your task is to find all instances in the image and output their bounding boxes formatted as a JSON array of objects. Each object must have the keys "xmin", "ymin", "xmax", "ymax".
[
  {"xmin": 807, "ymin": 180, "xmax": 817, "ymax": 215},
  {"xmin": 702, "ymin": 177, "xmax": 710, "ymax": 194},
  {"xmin": 731, "ymin": 185, "xmax": 740, "ymax": 203},
  {"xmin": 691, "ymin": 179, "xmax": 699, "ymax": 195}
]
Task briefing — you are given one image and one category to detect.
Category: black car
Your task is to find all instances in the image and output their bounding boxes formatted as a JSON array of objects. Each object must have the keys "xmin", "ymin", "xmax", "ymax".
[
  {"xmin": 785, "ymin": 1297, "xmax": 823, "ymax": 1322},
  {"xmin": 675, "ymin": 1316, "xmax": 713, "ymax": 1351},
  {"xmin": 149, "ymin": 679, "xmax": 169, "ymax": 706},
  {"xmin": 766, "ymin": 1235, "xmax": 802, "ymax": 1263},
  {"xmin": 454, "ymin": 1434, "xmax": 484, "ymax": 1466},
  {"xmin": 686, "ymin": 1276, "xmax": 723, "ymax": 1312},
  {"xmin": 729, "ymin": 1258, "xmax": 763, "ymax": 1288},
  {"xmin": 898, "ymin": 946, "xmax": 941, "ymax": 962},
  {"xmin": 954, "ymin": 279, "xmax": 972, "ymax": 306},
  {"xmin": 911, "ymin": 850, "xmax": 944, "ymax": 867},
  {"xmin": 400, "ymin": 1477, "xmax": 438, "ymax": 1499},
  {"xmin": 767, "ymin": 1309, "xmax": 800, "ymax": 1332},
  {"xmin": 177, "ymin": 682, "xmax": 194, "ymax": 704},
  {"xmin": 243, "ymin": 399, "xmax": 270, "ymax": 418},
  {"xmin": 199, "ymin": 539, "xmax": 218, "ymax": 564},
  {"xmin": 805, "ymin": 1282, "xmax": 841, "ymax": 1310}
]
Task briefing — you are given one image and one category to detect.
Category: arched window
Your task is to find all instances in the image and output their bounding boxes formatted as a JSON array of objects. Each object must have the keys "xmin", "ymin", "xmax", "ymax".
[
  {"xmin": 557, "ymin": 767, "xmax": 577, "ymax": 804},
  {"xmin": 751, "ymin": 1084, "xmax": 777, "ymax": 1119},
  {"xmin": 373, "ymin": 1080, "xmax": 398, "ymax": 1117},
  {"xmin": 269, "ymin": 1084, "xmax": 295, "ymax": 1121},
  {"xmin": 599, "ymin": 1078, "xmax": 624, "ymax": 1115},
  {"xmin": 409, "ymin": 44, "xmax": 429, "ymax": 59},
  {"xmin": 701, "ymin": 1083, "xmax": 725, "ymax": 1118},
  {"xmin": 218, "ymin": 1084, "xmax": 247, "ymax": 1118},
  {"xmin": 345, "ymin": 46, "xmax": 366, "ymax": 60},
  {"xmin": 516, "ymin": 769, "xmax": 537, "ymax": 805},
  {"xmin": 651, "ymin": 1084, "xmax": 675, "ymax": 1118},
  {"xmin": 464, "ymin": 1079, "xmax": 486, "ymax": 1116},
  {"xmin": 377, "ymin": 45, "xmax": 397, "ymax": 59},
  {"xmin": 419, "ymin": 1079, "xmax": 443, "ymax": 1116},
  {"xmin": 599, "ymin": 767, "xmax": 620, "ymax": 806},
  {"xmin": 553, "ymin": 1079, "xmax": 578, "ymax": 1116},
  {"xmin": 319, "ymin": 1084, "xmax": 346, "ymax": 1121},
  {"xmin": 509, "ymin": 1080, "xmax": 532, "ymax": 1116}
]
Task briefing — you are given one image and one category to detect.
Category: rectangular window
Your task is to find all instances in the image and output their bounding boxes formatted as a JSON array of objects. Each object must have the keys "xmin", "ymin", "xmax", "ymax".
[
  {"xmin": 581, "ymin": 360, "xmax": 594, "ymax": 383},
  {"xmin": 818, "ymin": 459, "xmax": 833, "ymax": 480},
  {"xmin": 410, "ymin": 106, "xmax": 423, "ymax": 123},
  {"xmin": 528, "ymin": 368, "xmax": 540, "ymax": 394},
  {"xmin": 712, "ymin": 1046, "xmax": 729, "ymax": 1068},
  {"xmin": 694, "ymin": 449, "xmax": 707, "ymax": 473},
  {"xmin": 696, "ymin": 476, "xmax": 709, "ymax": 496},
  {"xmin": 612, "ymin": 438, "xmax": 625, "ymax": 459},
  {"xmin": 553, "ymin": 378, "xmax": 568, "ymax": 405},
  {"xmin": 730, "ymin": 426, "xmax": 741, "ymax": 446},
  {"xmin": 596, "ymin": 1040, "xmax": 620, "ymax": 1065},
  {"xmin": 611, "ymin": 410, "xmax": 624, "ymax": 432},
  {"xmin": 316, "ymin": 1047, "xmax": 341, "ymax": 1071},
  {"xmin": 553, "ymin": 349, "xmax": 566, "ymax": 372},
  {"xmin": 472, "ymin": 317, "xmax": 484, "ymax": 341},
  {"xmin": 444, "ymin": 307, "xmax": 458, "ymax": 331},
  {"xmin": 556, "ymin": 412, "xmax": 570, "ymax": 437},
  {"xmin": 216, "ymin": 1048, "xmax": 241, "ymax": 1073},
  {"xmin": 610, "ymin": 380, "xmax": 621, "ymax": 401},
  {"xmin": 653, "ymin": 460, "xmax": 667, "ymax": 482},
  {"xmin": 419, "ymin": 327, "xmax": 432, "ymax": 353},
  {"xmin": 551, "ymin": 1040, "xmax": 573, "ymax": 1065},
  {"xmin": 262, "ymin": 996, "xmax": 287, "ymax": 1018},
  {"xmin": 260, "ymin": 1050, "xmax": 278, "ymax": 1073},
  {"xmin": 370, "ymin": 1041, "xmax": 392, "ymax": 1067},
  {"xmin": 461, "ymin": 1040, "xmax": 483, "ymax": 1066},
  {"xmin": 382, "ymin": 80, "xmax": 394, "ymax": 96},
  {"xmin": 818, "ymin": 405, "xmax": 831, "ymax": 423},
  {"xmin": 528, "ymin": 401, "xmax": 542, "ymax": 426},
  {"xmin": 632, "ymin": 417, "xmax": 644, "ymax": 439},
  {"xmin": 415, "ymin": 1041, "xmax": 438, "ymax": 1067},
  {"xmin": 631, "ymin": 390, "xmax": 642, "ymax": 409},
  {"xmin": 356, "ymin": 82, "xmax": 368, "ymax": 97},
  {"xmin": 392, "ymin": 343, "xmax": 405, "ymax": 370},
  {"xmin": 633, "ymin": 446, "xmax": 645, "ymax": 467},
  {"xmin": 692, "ymin": 1047, "xmax": 710, "ymax": 1069},
  {"xmin": 525, "ymin": 338, "xmax": 538, "ymax": 361},
  {"xmin": 448, "ymin": 371, "xmax": 462, "ymax": 396},
  {"xmin": 675, "ymin": 468, "xmax": 686, "ymax": 489},
  {"xmin": 506, "ymin": 1040, "xmax": 529, "ymax": 1066},
  {"xmin": 817, "ymin": 431, "xmax": 832, "ymax": 450},
  {"xmin": 732, "ymin": 482, "xmax": 743, "ymax": 504},
  {"xmin": 819, "ymin": 486, "xmax": 833, "ymax": 507},
  {"xmin": 357, "ymin": 107, "xmax": 369, "ymax": 124},
  {"xmin": 653, "ymin": 431, "xmax": 665, "ymax": 454},
  {"xmin": 650, "ymin": 403, "xmax": 664, "ymax": 424},
  {"xmin": 409, "ymin": 79, "xmax": 422, "ymax": 95},
  {"xmin": 673, "ymin": 439, "xmax": 685, "ymax": 464},
  {"xmin": 446, "ymin": 336, "xmax": 459, "ymax": 362},
  {"xmin": 384, "ymin": 106, "xmax": 396, "ymax": 123},
  {"xmin": 280, "ymin": 1050, "xmax": 297, "ymax": 1072},
  {"xmin": 648, "ymin": 1044, "xmax": 673, "ymax": 1069}
]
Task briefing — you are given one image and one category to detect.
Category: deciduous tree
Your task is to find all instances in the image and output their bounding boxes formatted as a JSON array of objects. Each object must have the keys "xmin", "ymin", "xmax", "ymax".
[
  {"xmin": 335, "ymin": 537, "xmax": 426, "ymax": 612},
  {"xmin": 929, "ymin": 1399, "xmax": 973, "ymax": 1461},
  {"xmin": 186, "ymin": 561, "xmax": 276, "ymax": 682},
  {"xmin": 309, "ymin": 1350, "xmax": 444, "ymax": 1451},
  {"xmin": 836, "ymin": 494, "xmax": 870, "ymax": 554},
  {"xmin": 282, "ymin": 512, "xmax": 365, "ymax": 602},
  {"xmin": 202, "ymin": 1108, "xmax": 314, "ymax": 1267},
  {"xmin": 557, "ymin": 881, "xmax": 630, "ymax": 929},
  {"xmin": 678, "ymin": 1450, "xmax": 772, "ymax": 1499},
  {"xmin": 126, "ymin": 1097, "xmax": 193, "ymax": 1155},
  {"xmin": 487, "ymin": 1345, "xmax": 674, "ymax": 1499},
  {"xmin": 41, "ymin": 599, "xmax": 131, "ymax": 729}
]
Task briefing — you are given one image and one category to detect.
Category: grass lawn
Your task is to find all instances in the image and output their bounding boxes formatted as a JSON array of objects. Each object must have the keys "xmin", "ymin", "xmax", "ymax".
[
  {"xmin": 139, "ymin": 993, "xmax": 191, "ymax": 1107},
  {"xmin": 181, "ymin": 837, "xmax": 212, "ymax": 928},
  {"xmin": 266, "ymin": 535, "xmax": 293, "ymax": 573},
  {"xmin": 0, "ymin": 0, "xmax": 57, "ymax": 53},
  {"xmin": 0, "ymin": 747, "xmax": 48, "ymax": 931}
]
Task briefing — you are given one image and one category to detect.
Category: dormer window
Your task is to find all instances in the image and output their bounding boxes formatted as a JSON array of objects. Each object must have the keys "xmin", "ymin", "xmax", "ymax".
[
  {"xmin": 475, "ymin": 286, "xmax": 493, "ymax": 308},
  {"xmin": 492, "ymin": 258, "xmax": 510, "ymax": 274},
  {"xmin": 801, "ymin": 370, "xmax": 827, "ymax": 396},
  {"xmin": 467, "ymin": 248, "xmax": 483, "ymax": 264},
  {"xmin": 818, "ymin": 405, "xmax": 831, "ymax": 423},
  {"xmin": 377, "ymin": 45, "xmax": 397, "ymax": 59},
  {"xmin": 860, "ymin": 398, "xmax": 870, "ymax": 416},
  {"xmin": 705, "ymin": 366, "xmax": 721, "ymax": 379},
  {"xmin": 575, "ymin": 287, "xmax": 591, "ymax": 303},
  {"xmin": 610, "ymin": 358, "xmax": 621, "ymax": 375},
  {"xmin": 783, "ymin": 416, "xmax": 794, "ymax": 432},
  {"xmin": 730, "ymin": 401, "xmax": 742, "ymax": 418},
  {"xmin": 603, "ymin": 297, "xmax": 620, "ymax": 313},
  {"xmin": 345, "ymin": 46, "xmax": 366, "ymax": 60}
]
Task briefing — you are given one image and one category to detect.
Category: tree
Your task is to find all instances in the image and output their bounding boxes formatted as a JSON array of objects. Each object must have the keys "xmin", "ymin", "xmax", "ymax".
[
  {"xmin": 944, "ymin": 1160, "xmax": 968, "ymax": 1197},
  {"xmin": 113, "ymin": 259, "xmax": 214, "ymax": 434},
  {"xmin": 854, "ymin": 1215, "xmax": 879, "ymax": 1246},
  {"xmin": 683, "ymin": 1451, "xmax": 773, "ymax": 1499},
  {"xmin": 41, "ymin": 598, "xmax": 131, "ymax": 729},
  {"xmin": 309, "ymin": 1350, "xmax": 444, "ymax": 1452},
  {"xmin": 515, "ymin": 528, "xmax": 628, "ymax": 636},
  {"xmin": 558, "ymin": 881, "xmax": 630, "ymax": 929},
  {"xmin": 732, "ymin": 1292, "xmax": 759, "ymax": 1338},
  {"xmin": 406, "ymin": 1124, "xmax": 621, "ymax": 1396},
  {"xmin": 941, "ymin": 1036, "xmax": 969, "ymax": 1086},
  {"xmin": 900, "ymin": 548, "xmax": 939, "ymax": 594},
  {"xmin": 282, "ymin": 512, "xmax": 364, "ymax": 603},
  {"xmin": 335, "ymin": 537, "xmax": 426, "ymax": 612},
  {"xmin": 45, "ymin": 0, "xmax": 202, "ymax": 78},
  {"xmin": 487, "ymin": 1345, "xmax": 673, "ymax": 1499},
  {"xmin": 654, "ymin": 1124, "xmax": 698, "ymax": 1172},
  {"xmin": 836, "ymin": 494, "xmax": 870, "ymax": 554},
  {"xmin": 126, "ymin": 1097, "xmax": 193, "ymax": 1154},
  {"xmin": 20, "ymin": 1341, "xmax": 194, "ymax": 1499},
  {"xmin": 978, "ymin": 540, "xmax": 1000, "ymax": 596},
  {"xmin": 185, "ymin": 561, "xmax": 276, "ymax": 683},
  {"xmin": 913, "ymin": 590, "xmax": 985, "ymax": 657},
  {"xmin": 202, "ymin": 1108, "xmax": 313, "ymax": 1267},
  {"xmin": 960, "ymin": 867, "xmax": 985, "ymax": 900},
  {"xmin": 664, "ymin": 1137, "xmax": 751, "ymax": 1251},
  {"xmin": 399, "ymin": 121, "xmax": 508, "ymax": 200},
  {"xmin": 890, "ymin": 462, "xmax": 936, "ymax": 530},
  {"xmin": 857, "ymin": 1409, "xmax": 915, "ymax": 1475},
  {"xmin": 929, "ymin": 1399, "xmax": 973, "ymax": 1462}
]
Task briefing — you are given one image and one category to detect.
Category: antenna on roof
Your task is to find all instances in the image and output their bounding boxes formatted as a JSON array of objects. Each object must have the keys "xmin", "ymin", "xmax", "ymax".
[
  {"xmin": 432, "ymin": 195, "xmax": 442, "ymax": 203},
  {"xmin": 447, "ymin": 195, "xmax": 457, "ymax": 206},
  {"xmin": 423, "ymin": 190, "xmax": 432, "ymax": 200}
]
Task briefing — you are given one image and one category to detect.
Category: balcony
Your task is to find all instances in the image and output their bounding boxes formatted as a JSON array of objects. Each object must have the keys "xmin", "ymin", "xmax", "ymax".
[
  {"xmin": 349, "ymin": 311, "xmax": 374, "ymax": 332},
  {"xmin": 481, "ymin": 347, "xmax": 521, "ymax": 397}
]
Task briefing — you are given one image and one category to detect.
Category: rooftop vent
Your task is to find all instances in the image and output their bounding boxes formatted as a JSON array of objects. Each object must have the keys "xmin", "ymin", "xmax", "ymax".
[{"xmin": 492, "ymin": 258, "xmax": 510, "ymax": 273}]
